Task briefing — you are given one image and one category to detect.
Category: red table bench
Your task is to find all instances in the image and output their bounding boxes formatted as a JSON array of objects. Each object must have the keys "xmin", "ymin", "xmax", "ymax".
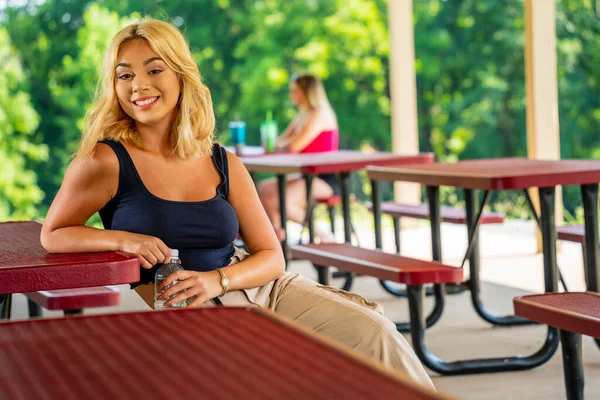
[
  {"xmin": 25, "ymin": 286, "xmax": 120, "ymax": 317},
  {"xmin": 364, "ymin": 202, "xmax": 504, "ymax": 297},
  {"xmin": 241, "ymin": 151, "xmax": 435, "ymax": 288},
  {"xmin": 366, "ymin": 158, "xmax": 600, "ymax": 374},
  {"xmin": 366, "ymin": 158, "xmax": 600, "ymax": 304},
  {"xmin": 290, "ymin": 242, "xmax": 563, "ymax": 376},
  {"xmin": 0, "ymin": 307, "xmax": 452, "ymax": 400},
  {"xmin": 557, "ymin": 224, "xmax": 586, "ymax": 244},
  {"xmin": 514, "ymin": 292, "xmax": 600, "ymax": 400},
  {"xmin": 0, "ymin": 221, "xmax": 139, "ymax": 320},
  {"xmin": 289, "ymin": 242, "xmax": 461, "ymax": 333}
]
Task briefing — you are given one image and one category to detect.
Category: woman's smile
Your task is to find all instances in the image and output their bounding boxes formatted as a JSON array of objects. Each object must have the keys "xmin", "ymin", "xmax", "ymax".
[{"xmin": 132, "ymin": 96, "xmax": 161, "ymax": 110}]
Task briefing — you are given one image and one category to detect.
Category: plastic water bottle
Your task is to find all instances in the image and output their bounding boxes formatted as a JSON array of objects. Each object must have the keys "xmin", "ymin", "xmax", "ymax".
[
  {"xmin": 154, "ymin": 249, "xmax": 187, "ymax": 309},
  {"xmin": 260, "ymin": 110, "xmax": 277, "ymax": 153}
]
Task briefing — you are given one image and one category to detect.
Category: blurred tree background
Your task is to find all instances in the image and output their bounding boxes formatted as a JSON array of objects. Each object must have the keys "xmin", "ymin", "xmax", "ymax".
[{"xmin": 0, "ymin": 0, "xmax": 598, "ymax": 221}]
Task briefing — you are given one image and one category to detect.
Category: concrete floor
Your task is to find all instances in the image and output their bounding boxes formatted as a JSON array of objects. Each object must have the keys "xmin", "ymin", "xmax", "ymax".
[{"xmin": 9, "ymin": 220, "xmax": 600, "ymax": 399}]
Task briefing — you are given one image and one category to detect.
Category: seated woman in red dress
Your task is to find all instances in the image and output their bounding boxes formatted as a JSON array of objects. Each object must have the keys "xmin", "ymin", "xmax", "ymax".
[{"xmin": 258, "ymin": 74, "xmax": 339, "ymax": 242}]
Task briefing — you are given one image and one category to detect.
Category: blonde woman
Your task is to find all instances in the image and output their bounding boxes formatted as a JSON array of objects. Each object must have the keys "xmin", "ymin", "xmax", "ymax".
[
  {"xmin": 259, "ymin": 74, "xmax": 340, "ymax": 241},
  {"xmin": 40, "ymin": 19, "xmax": 433, "ymax": 389}
]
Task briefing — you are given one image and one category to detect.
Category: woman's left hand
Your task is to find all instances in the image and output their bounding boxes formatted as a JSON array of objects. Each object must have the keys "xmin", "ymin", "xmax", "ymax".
[{"xmin": 157, "ymin": 270, "xmax": 222, "ymax": 307}]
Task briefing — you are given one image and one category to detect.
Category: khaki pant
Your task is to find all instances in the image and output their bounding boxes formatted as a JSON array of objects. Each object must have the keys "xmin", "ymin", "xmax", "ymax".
[{"xmin": 135, "ymin": 248, "xmax": 434, "ymax": 389}]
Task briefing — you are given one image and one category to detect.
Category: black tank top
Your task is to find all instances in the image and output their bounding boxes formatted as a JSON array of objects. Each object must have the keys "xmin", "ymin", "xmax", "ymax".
[{"xmin": 98, "ymin": 140, "xmax": 239, "ymax": 287}]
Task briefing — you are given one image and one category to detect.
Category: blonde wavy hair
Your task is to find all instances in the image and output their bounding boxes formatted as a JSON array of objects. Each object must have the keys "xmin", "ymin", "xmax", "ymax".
[
  {"xmin": 292, "ymin": 74, "xmax": 333, "ymax": 111},
  {"xmin": 77, "ymin": 19, "xmax": 215, "ymax": 159}
]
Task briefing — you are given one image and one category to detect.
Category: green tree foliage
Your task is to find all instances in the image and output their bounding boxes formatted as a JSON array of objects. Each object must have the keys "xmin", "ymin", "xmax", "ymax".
[
  {"xmin": 4, "ymin": 1, "xmax": 137, "ymax": 216},
  {"xmin": 4, "ymin": 0, "xmax": 95, "ymax": 212},
  {"xmin": 2, "ymin": 0, "xmax": 600, "ymax": 219},
  {"xmin": 233, "ymin": 0, "xmax": 391, "ymax": 149},
  {"xmin": 0, "ymin": 27, "xmax": 48, "ymax": 220},
  {"xmin": 414, "ymin": 0, "xmax": 527, "ymax": 162},
  {"xmin": 46, "ymin": 4, "xmax": 139, "ymax": 153},
  {"xmin": 556, "ymin": 0, "xmax": 600, "ymax": 213}
]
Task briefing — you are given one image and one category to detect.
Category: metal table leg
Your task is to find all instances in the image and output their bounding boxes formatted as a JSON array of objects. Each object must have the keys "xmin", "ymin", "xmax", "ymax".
[
  {"xmin": 28, "ymin": 299, "xmax": 42, "ymax": 317},
  {"xmin": 523, "ymin": 189, "xmax": 569, "ymax": 291},
  {"xmin": 465, "ymin": 189, "xmax": 534, "ymax": 326},
  {"xmin": 315, "ymin": 263, "xmax": 329, "ymax": 286},
  {"xmin": 376, "ymin": 179, "xmax": 434, "ymax": 298},
  {"xmin": 580, "ymin": 183, "xmax": 600, "ymax": 348},
  {"xmin": 1, "ymin": 294, "xmax": 12, "ymax": 320},
  {"xmin": 404, "ymin": 186, "xmax": 560, "ymax": 374},
  {"xmin": 422, "ymin": 185, "xmax": 446, "ymax": 328},
  {"xmin": 372, "ymin": 179, "xmax": 383, "ymax": 250},
  {"xmin": 581, "ymin": 184, "xmax": 599, "ymax": 292},
  {"xmin": 317, "ymin": 173, "xmax": 354, "ymax": 289},
  {"xmin": 371, "ymin": 180, "xmax": 442, "ymax": 331},
  {"xmin": 559, "ymin": 329, "xmax": 584, "ymax": 400},
  {"xmin": 407, "ymin": 285, "xmax": 559, "ymax": 375},
  {"xmin": 393, "ymin": 217, "xmax": 401, "ymax": 254},
  {"xmin": 303, "ymin": 174, "xmax": 330, "ymax": 285},
  {"xmin": 340, "ymin": 172, "xmax": 352, "ymax": 243},
  {"xmin": 428, "ymin": 186, "xmax": 443, "ymax": 263},
  {"xmin": 338, "ymin": 172, "xmax": 354, "ymax": 290},
  {"xmin": 394, "ymin": 285, "xmax": 444, "ymax": 333},
  {"xmin": 304, "ymin": 174, "xmax": 316, "ymax": 243},
  {"xmin": 277, "ymin": 174, "xmax": 288, "ymax": 265},
  {"xmin": 538, "ymin": 186, "xmax": 559, "ymax": 294}
]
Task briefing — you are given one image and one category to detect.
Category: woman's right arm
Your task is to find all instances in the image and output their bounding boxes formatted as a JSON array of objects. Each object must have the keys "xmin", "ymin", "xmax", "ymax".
[
  {"xmin": 275, "ymin": 117, "xmax": 298, "ymax": 148},
  {"xmin": 40, "ymin": 143, "xmax": 170, "ymax": 269}
]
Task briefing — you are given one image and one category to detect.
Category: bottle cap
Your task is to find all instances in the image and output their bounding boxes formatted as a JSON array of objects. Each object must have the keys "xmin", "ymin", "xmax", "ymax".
[{"xmin": 171, "ymin": 249, "xmax": 179, "ymax": 257}]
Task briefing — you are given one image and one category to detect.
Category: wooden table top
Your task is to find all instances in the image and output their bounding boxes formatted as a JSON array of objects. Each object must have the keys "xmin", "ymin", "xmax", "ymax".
[
  {"xmin": 0, "ymin": 307, "xmax": 452, "ymax": 400},
  {"xmin": 367, "ymin": 158, "xmax": 600, "ymax": 190},
  {"xmin": 241, "ymin": 151, "xmax": 434, "ymax": 174},
  {"xmin": 0, "ymin": 221, "xmax": 139, "ymax": 294}
]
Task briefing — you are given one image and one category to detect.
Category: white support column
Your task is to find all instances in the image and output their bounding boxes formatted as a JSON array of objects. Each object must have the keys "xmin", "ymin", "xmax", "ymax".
[
  {"xmin": 388, "ymin": 0, "xmax": 420, "ymax": 210},
  {"xmin": 525, "ymin": 0, "xmax": 563, "ymax": 251}
]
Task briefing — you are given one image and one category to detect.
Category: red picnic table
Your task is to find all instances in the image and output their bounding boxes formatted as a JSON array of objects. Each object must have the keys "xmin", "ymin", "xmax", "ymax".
[
  {"xmin": 241, "ymin": 151, "xmax": 434, "ymax": 287},
  {"xmin": 366, "ymin": 157, "xmax": 600, "ymax": 375},
  {"xmin": 0, "ymin": 221, "xmax": 140, "ymax": 320},
  {"xmin": 0, "ymin": 307, "xmax": 452, "ymax": 400}
]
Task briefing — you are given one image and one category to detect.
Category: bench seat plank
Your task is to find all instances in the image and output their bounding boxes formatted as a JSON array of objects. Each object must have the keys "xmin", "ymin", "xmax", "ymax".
[
  {"xmin": 557, "ymin": 225, "xmax": 585, "ymax": 244},
  {"xmin": 290, "ymin": 243, "xmax": 462, "ymax": 286},
  {"xmin": 24, "ymin": 286, "xmax": 120, "ymax": 311},
  {"xmin": 369, "ymin": 202, "xmax": 505, "ymax": 224},
  {"xmin": 514, "ymin": 292, "xmax": 600, "ymax": 339}
]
